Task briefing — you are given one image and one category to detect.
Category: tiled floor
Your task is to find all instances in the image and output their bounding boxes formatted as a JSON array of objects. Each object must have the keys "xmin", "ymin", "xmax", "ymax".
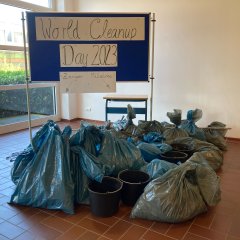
[{"xmin": 0, "ymin": 120, "xmax": 240, "ymax": 240}]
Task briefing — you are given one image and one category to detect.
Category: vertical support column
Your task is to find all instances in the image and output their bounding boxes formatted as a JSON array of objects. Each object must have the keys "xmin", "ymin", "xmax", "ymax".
[
  {"xmin": 150, "ymin": 13, "xmax": 156, "ymax": 121},
  {"xmin": 22, "ymin": 12, "xmax": 33, "ymax": 145}
]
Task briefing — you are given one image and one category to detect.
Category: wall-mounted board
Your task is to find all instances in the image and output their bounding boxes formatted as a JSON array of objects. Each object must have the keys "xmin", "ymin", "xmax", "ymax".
[{"xmin": 26, "ymin": 12, "xmax": 150, "ymax": 82}]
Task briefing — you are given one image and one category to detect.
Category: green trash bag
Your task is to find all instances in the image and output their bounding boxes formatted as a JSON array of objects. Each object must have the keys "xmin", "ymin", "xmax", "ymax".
[
  {"xmin": 163, "ymin": 109, "xmax": 189, "ymax": 143},
  {"xmin": 171, "ymin": 137, "xmax": 223, "ymax": 171},
  {"xmin": 204, "ymin": 121, "xmax": 228, "ymax": 151},
  {"xmin": 131, "ymin": 162, "xmax": 208, "ymax": 223}
]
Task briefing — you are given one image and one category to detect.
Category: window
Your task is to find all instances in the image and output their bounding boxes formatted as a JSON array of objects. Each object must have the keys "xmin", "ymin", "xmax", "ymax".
[
  {"xmin": 0, "ymin": 0, "xmax": 60, "ymax": 134},
  {"xmin": 18, "ymin": 0, "xmax": 50, "ymax": 8}
]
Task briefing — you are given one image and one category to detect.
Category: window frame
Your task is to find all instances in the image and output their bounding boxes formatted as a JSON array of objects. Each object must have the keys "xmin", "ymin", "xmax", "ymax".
[{"xmin": 0, "ymin": 0, "xmax": 61, "ymax": 135}]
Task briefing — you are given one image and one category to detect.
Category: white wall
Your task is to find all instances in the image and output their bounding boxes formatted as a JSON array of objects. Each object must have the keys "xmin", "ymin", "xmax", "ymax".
[{"xmin": 62, "ymin": 0, "xmax": 240, "ymax": 138}]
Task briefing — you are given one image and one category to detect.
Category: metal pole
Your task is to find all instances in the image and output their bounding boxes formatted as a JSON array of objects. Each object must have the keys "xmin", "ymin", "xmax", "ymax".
[
  {"xmin": 150, "ymin": 13, "xmax": 156, "ymax": 121},
  {"xmin": 21, "ymin": 12, "xmax": 33, "ymax": 145}
]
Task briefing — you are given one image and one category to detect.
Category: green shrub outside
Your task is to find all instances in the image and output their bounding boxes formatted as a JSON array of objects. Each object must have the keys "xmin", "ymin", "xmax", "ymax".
[
  {"xmin": 0, "ymin": 70, "xmax": 26, "ymax": 85},
  {"xmin": 0, "ymin": 51, "xmax": 26, "ymax": 85}
]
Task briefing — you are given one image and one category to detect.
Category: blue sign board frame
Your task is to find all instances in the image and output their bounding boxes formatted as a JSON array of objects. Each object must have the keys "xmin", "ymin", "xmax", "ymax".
[{"xmin": 26, "ymin": 12, "xmax": 150, "ymax": 82}]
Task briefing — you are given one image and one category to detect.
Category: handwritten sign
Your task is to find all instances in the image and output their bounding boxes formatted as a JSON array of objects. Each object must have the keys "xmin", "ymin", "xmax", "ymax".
[
  {"xmin": 60, "ymin": 44, "xmax": 117, "ymax": 67},
  {"xmin": 35, "ymin": 17, "xmax": 145, "ymax": 41},
  {"xmin": 60, "ymin": 71, "xmax": 116, "ymax": 93},
  {"xmin": 27, "ymin": 12, "xmax": 150, "ymax": 82}
]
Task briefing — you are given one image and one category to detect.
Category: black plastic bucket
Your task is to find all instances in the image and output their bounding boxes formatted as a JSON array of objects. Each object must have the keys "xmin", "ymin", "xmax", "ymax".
[
  {"xmin": 160, "ymin": 150, "xmax": 188, "ymax": 164},
  {"xmin": 171, "ymin": 143, "xmax": 194, "ymax": 158},
  {"xmin": 118, "ymin": 170, "xmax": 150, "ymax": 206},
  {"xmin": 88, "ymin": 176, "xmax": 123, "ymax": 217}
]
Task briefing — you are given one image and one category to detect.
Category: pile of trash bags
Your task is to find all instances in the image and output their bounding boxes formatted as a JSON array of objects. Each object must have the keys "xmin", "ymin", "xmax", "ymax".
[
  {"xmin": 10, "ymin": 120, "xmax": 146, "ymax": 214},
  {"xmin": 8, "ymin": 106, "xmax": 228, "ymax": 223}
]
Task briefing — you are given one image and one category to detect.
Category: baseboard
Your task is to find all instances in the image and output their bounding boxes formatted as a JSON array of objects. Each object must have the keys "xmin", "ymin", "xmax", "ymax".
[
  {"xmin": 226, "ymin": 137, "xmax": 240, "ymax": 142},
  {"xmin": 60, "ymin": 118, "xmax": 105, "ymax": 125}
]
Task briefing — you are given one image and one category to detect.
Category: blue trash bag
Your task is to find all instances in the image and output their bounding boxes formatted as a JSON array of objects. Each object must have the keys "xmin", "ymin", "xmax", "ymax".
[
  {"xmin": 10, "ymin": 122, "xmax": 75, "ymax": 214},
  {"xmin": 137, "ymin": 142, "xmax": 172, "ymax": 163},
  {"xmin": 180, "ymin": 109, "xmax": 206, "ymax": 141},
  {"xmin": 96, "ymin": 131, "xmax": 146, "ymax": 176},
  {"xmin": 163, "ymin": 109, "xmax": 189, "ymax": 143},
  {"xmin": 131, "ymin": 162, "xmax": 208, "ymax": 223},
  {"xmin": 141, "ymin": 159, "xmax": 177, "ymax": 179},
  {"xmin": 10, "ymin": 120, "xmax": 57, "ymax": 185},
  {"xmin": 71, "ymin": 125, "xmax": 146, "ymax": 178},
  {"xmin": 143, "ymin": 132, "xmax": 164, "ymax": 143},
  {"xmin": 72, "ymin": 146, "xmax": 104, "ymax": 183},
  {"xmin": 10, "ymin": 147, "xmax": 35, "ymax": 185},
  {"xmin": 70, "ymin": 150, "xmax": 90, "ymax": 204},
  {"xmin": 154, "ymin": 143, "xmax": 172, "ymax": 153},
  {"xmin": 112, "ymin": 116, "xmax": 128, "ymax": 131},
  {"xmin": 137, "ymin": 142, "xmax": 162, "ymax": 162},
  {"xmin": 70, "ymin": 121, "xmax": 103, "ymax": 156}
]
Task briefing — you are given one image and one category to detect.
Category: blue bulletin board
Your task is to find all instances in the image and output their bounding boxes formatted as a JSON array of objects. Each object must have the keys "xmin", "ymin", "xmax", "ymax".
[{"xmin": 26, "ymin": 12, "xmax": 150, "ymax": 82}]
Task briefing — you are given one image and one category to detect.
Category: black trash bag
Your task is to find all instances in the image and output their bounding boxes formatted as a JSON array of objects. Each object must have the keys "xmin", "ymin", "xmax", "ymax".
[
  {"xmin": 131, "ymin": 162, "xmax": 208, "ymax": 223},
  {"xmin": 172, "ymin": 137, "xmax": 223, "ymax": 171},
  {"xmin": 180, "ymin": 109, "xmax": 206, "ymax": 141},
  {"xmin": 10, "ymin": 122, "xmax": 75, "ymax": 214},
  {"xmin": 70, "ymin": 121, "xmax": 103, "ymax": 156},
  {"xmin": 135, "ymin": 120, "xmax": 164, "ymax": 137},
  {"xmin": 204, "ymin": 121, "xmax": 228, "ymax": 151},
  {"xmin": 10, "ymin": 120, "xmax": 56, "ymax": 185},
  {"xmin": 141, "ymin": 159, "xmax": 177, "ymax": 179},
  {"xmin": 163, "ymin": 110, "xmax": 189, "ymax": 142}
]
